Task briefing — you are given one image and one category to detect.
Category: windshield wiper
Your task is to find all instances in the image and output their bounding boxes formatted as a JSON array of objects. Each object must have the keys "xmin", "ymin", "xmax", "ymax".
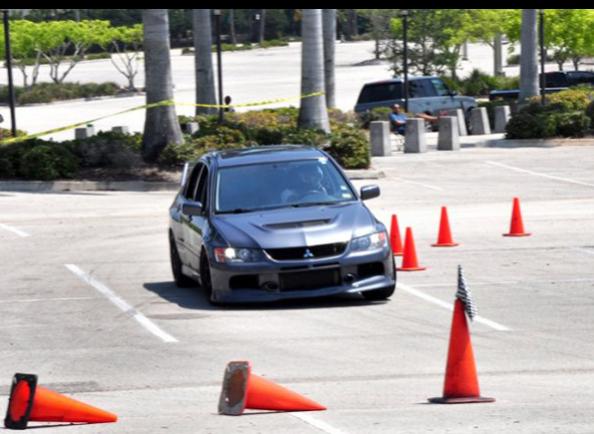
[{"xmin": 218, "ymin": 208, "xmax": 257, "ymax": 214}]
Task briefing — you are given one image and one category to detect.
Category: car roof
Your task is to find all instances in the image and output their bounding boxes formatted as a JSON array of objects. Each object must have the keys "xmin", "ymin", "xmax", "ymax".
[
  {"xmin": 363, "ymin": 76, "xmax": 438, "ymax": 86},
  {"xmin": 204, "ymin": 145, "xmax": 327, "ymax": 168}
]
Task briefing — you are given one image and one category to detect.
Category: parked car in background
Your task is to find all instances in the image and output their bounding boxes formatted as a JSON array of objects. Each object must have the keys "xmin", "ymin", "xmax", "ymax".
[
  {"xmin": 169, "ymin": 145, "xmax": 396, "ymax": 304},
  {"xmin": 489, "ymin": 70, "xmax": 594, "ymax": 101},
  {"xmin": 354, "ymin": 76, "xmax": 477, "ymax": 118}
]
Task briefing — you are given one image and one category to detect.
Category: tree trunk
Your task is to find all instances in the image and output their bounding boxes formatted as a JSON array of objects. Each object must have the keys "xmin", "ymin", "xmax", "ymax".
[
  {"xmin": 193, "ymin": 9, "xmax": 217, "ymax": 115},
  {"xmin": 229, "ymin": 9, "xmax": 237, "ymax": 45},
  {"xmin": 572, "ymin": 57, "xmax": 580, "ymax": 70},
  {"xmin": 298, "ymin": 9, "xmax": 330, "ymax": 133},
  {"xmin": 348, "ymin": 9, "xmax": 358, "ymax": 38},
  {"xmin": 322, "ymin": 9, "xmax": 336, "ymax": 109},
  {"xmin": 141, "ymin": 9, "xmax": 183, "ymax": 163},
  {"xmin": 519, "ymin": 9, "xmax": 539, "ymax": 102},
  {"xmin": 258, "ymin": 9, "xmax": 266, "ymax": 43},
  {"xmin": 494, "ymin": 33, "xmax": 503, "ymax": 76}
]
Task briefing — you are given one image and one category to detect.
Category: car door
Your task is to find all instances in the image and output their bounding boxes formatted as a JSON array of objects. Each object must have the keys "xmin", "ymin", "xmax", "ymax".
[
  {"xmin": 429, "ymin": 78, "xmax": 457, "ymax": 114},
  {"xmin": 409, "ymin": 79, "xmax": 441, "ymax": 114},
  {"xmin": 184, "ymin": 163, "xmax": 210, "ymax": 272},
  {"xmin": 176, "ymin": 163, "xmax": 203, "ymax": 266}
]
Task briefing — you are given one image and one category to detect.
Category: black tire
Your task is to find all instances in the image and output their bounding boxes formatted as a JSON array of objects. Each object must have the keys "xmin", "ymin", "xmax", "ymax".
[
  {"xmin": 362, "ymin": 285, "xmax": 395, "ymax": 301},
  {"xmin": 200, "ymin": 251, "xmax": 215, "ymax": 303},
  {"xmin": 169, "ymin": 233, "xmax": 195, "ymax": 288}
]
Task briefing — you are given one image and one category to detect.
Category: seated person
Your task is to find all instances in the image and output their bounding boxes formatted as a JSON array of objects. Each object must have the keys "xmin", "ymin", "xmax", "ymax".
[
  {"xmin": 389, "ymin": 104, "xmax": 407, "ymax": 135},
  {"xmin": 281, "ymin": 164, "xmax": 329, "ymax": 203},
  {"xmin": 389, "ymin": 104, "xmax": 440, "ymax": 134}
]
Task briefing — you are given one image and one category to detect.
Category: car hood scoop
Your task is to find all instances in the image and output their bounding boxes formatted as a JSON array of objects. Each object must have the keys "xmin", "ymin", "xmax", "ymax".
[
  {"xmin": 213, "ymin": 203, "xmax": 376, "ymax": 249},
  {"xmin": 263, "ymin": 219, "xmax": 331, "ymax": 229}
]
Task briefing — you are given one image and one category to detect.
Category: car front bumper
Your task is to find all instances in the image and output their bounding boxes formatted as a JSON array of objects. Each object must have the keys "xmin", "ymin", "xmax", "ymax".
[{"xmin": 208, "ymin": 247, "xmax": 396, "ymax": 303}]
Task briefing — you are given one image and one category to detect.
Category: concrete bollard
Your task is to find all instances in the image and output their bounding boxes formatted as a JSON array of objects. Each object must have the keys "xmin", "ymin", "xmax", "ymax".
[
  {"xmin": 369, "ymin": 121, "xmax": 392, "ymax": 157},
  {"xmin": 470, "ymin": 107, "xmax": 491, "ymax": 135},
  {"xmin": 404, "ymin": 118, "xmax": 426, "ymax": 153},
  {"xmin": 75, "ymin": 124, "xmax": 95, "ymax": 140},
  {"xmin": 111, "ymin": 126, "xmax": 129, "ymax": 134},
  {"xmin": 493, "ymin": 105, "xmax": 511, "ymax": 133},
  {"xmin": 437, "ymin": 116, "xmax": 460, "ymax": 151},
  {"xmin": 446, "ymin": 108, "xmax": 467, "ymax": 136},
  {"xmin": 182, "ymin": 122, "xmax": 199, "ymax": 135}
]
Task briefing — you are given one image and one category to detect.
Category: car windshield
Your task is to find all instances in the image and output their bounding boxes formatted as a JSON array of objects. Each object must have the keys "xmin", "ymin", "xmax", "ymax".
[{"xmin": 215, "ymin": 158, "xmax": 356, "ymax": 213}]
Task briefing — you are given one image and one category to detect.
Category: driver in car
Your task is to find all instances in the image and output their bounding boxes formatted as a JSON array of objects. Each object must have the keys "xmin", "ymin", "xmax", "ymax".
[{"xmin": 282, "ymin": 164, "xmax": 328, "ymax": 203}]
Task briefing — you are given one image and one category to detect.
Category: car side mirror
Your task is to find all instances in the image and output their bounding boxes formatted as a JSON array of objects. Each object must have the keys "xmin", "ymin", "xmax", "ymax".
[
  {"xmin": 360, "ymin": 185, "xmax": 380, "ymax": 201},
  {"xmin": 182, "ymin": 199, "xmax": 203, "ymax": 216},
  {"xmin": 449, "ymin": 91, "xmax": 458, "ymax": 97}
]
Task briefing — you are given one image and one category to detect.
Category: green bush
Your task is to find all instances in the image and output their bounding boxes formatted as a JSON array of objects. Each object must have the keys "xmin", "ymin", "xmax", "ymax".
[
  {"xmin": 586, "ymin": 101, "xmax": 594, "ymax": 127},
  {"xmin": 19, "ymin": 143, "xmax": 79, "ymax": 180},
  {"xmin": 442, "ymin": 71, "xmax": 520, "ymax": 97},
  {"xmin": 69, "ymin": 131, "xmax": 142, "ymax": 168},
  {"xmin": 552, "ymin": 111, "xmax": 591, "ymax": 137},
  {"xmin": 0, "ymin": 127, "xmax": 28, "ymax": 141},
  {"xmin": 506, "ymin": 112, "xmax": 557, "ymax": 139},
  {"xmin": 326, "ymin": 126, "xmax": 370, "ymax": 169},
  {"xmin": 282, "ymin": 128, "xmax": 329, "ymax": 147},
  {"xmin": 534, "ymin": 86, "xmax": 594, "ymax": 112},
  {"xmin": 357, "ymin": 107, "xmax": 392, "ymax": 129},
  {"xmin": 0, "ymin": 82, "xmax": 123, "ymax": 105}
]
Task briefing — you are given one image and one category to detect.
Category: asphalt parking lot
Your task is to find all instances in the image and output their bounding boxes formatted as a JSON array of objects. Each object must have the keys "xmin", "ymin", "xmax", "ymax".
[{"xmin": 2, "ymin": 145, "xmax": 594, "ymax": 433}]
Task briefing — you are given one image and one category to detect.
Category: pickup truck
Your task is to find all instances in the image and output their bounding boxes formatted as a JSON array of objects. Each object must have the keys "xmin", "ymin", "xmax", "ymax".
[
  {"xmin": 489, "ymin": 71, "xmax": 594, "ymax": 101},
  {"xmin": 354, "ymin": 76, "xmax": 477, "ymax": 117}
]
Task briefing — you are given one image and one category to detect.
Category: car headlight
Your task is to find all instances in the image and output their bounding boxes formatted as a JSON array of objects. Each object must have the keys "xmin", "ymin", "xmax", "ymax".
[
  {"xmin": 214, "ymin": 247, "xmax": 262, "ymax": 263},
  {"xmin": 350, "ymin": 231, "xmax": 388, "ymax": 251}
]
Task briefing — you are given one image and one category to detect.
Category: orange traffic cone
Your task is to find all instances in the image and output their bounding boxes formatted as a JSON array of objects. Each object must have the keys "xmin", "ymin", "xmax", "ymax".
[
  {"xmin": 218, "ymin": 361, "xmax": 326, "ymax": 415},
  {"xmin": 503, "ymin": 197, "xmax": 531, "ymax": 237},
  {"xmin": 397, "ymin": 227, "xmax": 426, "ymax": 271},
  {"xmin": 428, "ymin": 300, "xmax": 495, "ymax": 404},
  {"xmin": 432, "ymin": 206, "xmax": 459, "ymax": 247},
  {"xmin": 390, "ymin": 214, "xmax": 403, "ymax": 256},
  {"xmin": 4, "ymin": 373, "xmax": 117, "ymax": 429}
]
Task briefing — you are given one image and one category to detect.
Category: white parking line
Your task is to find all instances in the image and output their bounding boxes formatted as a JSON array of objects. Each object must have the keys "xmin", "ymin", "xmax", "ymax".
[
  {"xmin": 485, "ymin": 161, "xmax": 594, "ymax": 188},
  {"xmin": 291, "ymin": 413, "xmax": 348, "ymax": 434},
  {"xmin": 0, "ymin": 223, "xmax": 30, "ymax": 237},
  {"xmin": 393, "ymin": 177, "xmax": 444, "ymax": 191},
  {"xmin": 65, "ymin": 264, "xmax": 178, "ymax": 343},
  {"xmin": 397, "ymin": 282, "xmax": 510, "ymax": 331}
]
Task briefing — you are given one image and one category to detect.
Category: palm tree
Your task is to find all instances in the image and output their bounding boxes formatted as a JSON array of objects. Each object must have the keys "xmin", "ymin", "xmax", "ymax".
[
  {"xmin": 193, "ymin": 9, "xmax": 217, "ymax": 115},
  {"xmin": 141, "ymin": 9, "xmax": 183, "ymax": 163},
  {"xmin": 519, "ymin": 9, "xmax": 539, "ymax": 102},
  {"xmin": 228, "ymin": 9, "xmax": 237, "ymax": 45},
  {"xmin": 322, "ymin": 9, "xmax": 336, "ymax": 109},
  {"xmin": 298, "ymin": 9, "xmax": 330, "ymax": 132}
]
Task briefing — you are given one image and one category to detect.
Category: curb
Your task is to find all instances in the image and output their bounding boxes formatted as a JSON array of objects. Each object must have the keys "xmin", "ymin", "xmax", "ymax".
[
  {"xmin": 474, "ymin": 138, "xmax": 594, "ymax": 148},
  {"xmin": 0, "ymin": 170, "xmax": 383, "ymax": 193}
]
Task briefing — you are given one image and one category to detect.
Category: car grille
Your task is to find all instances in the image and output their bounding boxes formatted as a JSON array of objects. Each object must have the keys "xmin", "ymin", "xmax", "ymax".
[
  {"xmin": 280, "ymin": 268, "xmax": 341, "ymax": 291},
  {"xmin": 265, "ymin": 243, "xmax": 347, "ymax": 261}
]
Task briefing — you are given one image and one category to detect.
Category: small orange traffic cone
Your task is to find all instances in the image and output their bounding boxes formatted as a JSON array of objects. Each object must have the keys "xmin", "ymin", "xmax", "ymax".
[
  {"xmin": 390, "ymin": 214, "xmax": 403, "ymax": 256},
  {"xmin": 4, "ymin": 373, "xmax": 117, "ymax": 429},
  {"xmin": 397, "ymin": 227, "xmax": 426, "ymax": 271},
  {"xmin": 432, "ymin": 206, "xmax": 459, "ymax": 247},
  {"xmin": 218, "ymin": 361, "xmax": 326, "ymax": 415},
  {"xmin": 503, "ymin": 197, "xmax": 531, "ymax": 237},
  {"xmin": 428, "ymin": 300, "xmax": 495, "ymax": 404}
]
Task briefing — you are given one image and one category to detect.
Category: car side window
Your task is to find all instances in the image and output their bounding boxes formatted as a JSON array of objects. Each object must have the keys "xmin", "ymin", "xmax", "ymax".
[
  {"xmin": 409, "ymin": 80, "xmax": 437, "ymax": 98},
  {"xmin": 184, "ymin": 164, "xmax": 203, "ymax": 199},
  {"xmin": 194, "ymin": 166, "xmax": 209, "ymax": 208},
  {"xmin": 431, "ymin": 79, "xmax": 449, "ymax": 96}
]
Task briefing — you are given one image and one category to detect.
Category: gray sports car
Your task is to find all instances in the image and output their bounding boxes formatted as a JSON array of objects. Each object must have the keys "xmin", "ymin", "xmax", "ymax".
[{"xmin": 169, "ymin": 145, "xmax": 396, "ymax": 304}]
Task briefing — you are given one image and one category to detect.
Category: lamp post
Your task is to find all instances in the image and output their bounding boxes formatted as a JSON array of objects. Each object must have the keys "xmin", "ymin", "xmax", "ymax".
[
  {"xmin": 539, "ymin": 9, "xmax": 546, "ymax": 106},
  {"xmin": 213, "ymin": 9, "xmax": 224, "ymax": 123},
  {"xmin": 2, "ymin": 9, "xmax": 17, "ymax": 136},
  {"xmin": 400, "ymin": 10, "xmax": 409, "ymax": 112}
]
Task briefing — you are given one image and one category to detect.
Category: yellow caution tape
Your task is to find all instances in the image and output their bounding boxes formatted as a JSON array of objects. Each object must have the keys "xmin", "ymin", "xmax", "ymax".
[{"xmin": 0, "ymin": 92, "xmax": 325, "ymax": 145}]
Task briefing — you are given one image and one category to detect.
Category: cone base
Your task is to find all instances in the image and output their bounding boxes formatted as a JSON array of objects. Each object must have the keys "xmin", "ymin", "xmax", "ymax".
[
  {"xmin": 393, "ymin": 252, "xmax": 403, "ymax": 257},
  {"xmin": 431, "ymin": 242, "xmax": 459, "ymax": 247},
  {"xmin": 428, "ymin": 396, "xmax": 495, "ymax": 404},
  {"xmin": 503, "ymin": 233, "xmax": 531, "ymax": 237},
  {"xmin": 397, "ymin": 266, "xmax": 427, "ymax": 271}
]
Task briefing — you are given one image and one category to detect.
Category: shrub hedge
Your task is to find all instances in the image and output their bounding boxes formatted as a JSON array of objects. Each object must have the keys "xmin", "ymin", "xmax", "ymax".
[{"xmin": 0, "ymin": 82, "xmax": 123, "ymax": 105}]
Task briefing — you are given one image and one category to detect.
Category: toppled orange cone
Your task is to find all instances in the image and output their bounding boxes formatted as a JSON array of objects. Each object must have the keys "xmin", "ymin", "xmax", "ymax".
[
  {"xmin": 390, "ymin": 214, "xmax": 403, "ymax": 256},
  {"xmin": 503, "ymin": 197, "xmax": 531, "ymax": 237},
  {"xmin": 429, "ymin": 266, "xmax": 494, "ymax": 404},
  {"xmin": 432, "ymin": 206, "xmax": 459, "ymax": 247},
  {"xmin": 218, "ymin": 361, "xmax": 326, "ymax": 415},
  {"xmin": 4, "ymin": 373, "xmax": 117, "ymax": 430},
  {"xmin": 397, "ymin": 227, "xmax": 426, "ymax": 271}
]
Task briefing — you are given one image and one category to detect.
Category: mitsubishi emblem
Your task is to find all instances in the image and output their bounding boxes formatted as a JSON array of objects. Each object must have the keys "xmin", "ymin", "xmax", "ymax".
[{"xmin": 303, "ymin": 248, "xmax": 314, "ymax": 259}]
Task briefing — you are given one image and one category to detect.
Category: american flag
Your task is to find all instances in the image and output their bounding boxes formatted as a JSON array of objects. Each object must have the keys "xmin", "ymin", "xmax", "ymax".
[{"xmin": 456, "ymin": 265, "xmax": 477, "ymax": 320}]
